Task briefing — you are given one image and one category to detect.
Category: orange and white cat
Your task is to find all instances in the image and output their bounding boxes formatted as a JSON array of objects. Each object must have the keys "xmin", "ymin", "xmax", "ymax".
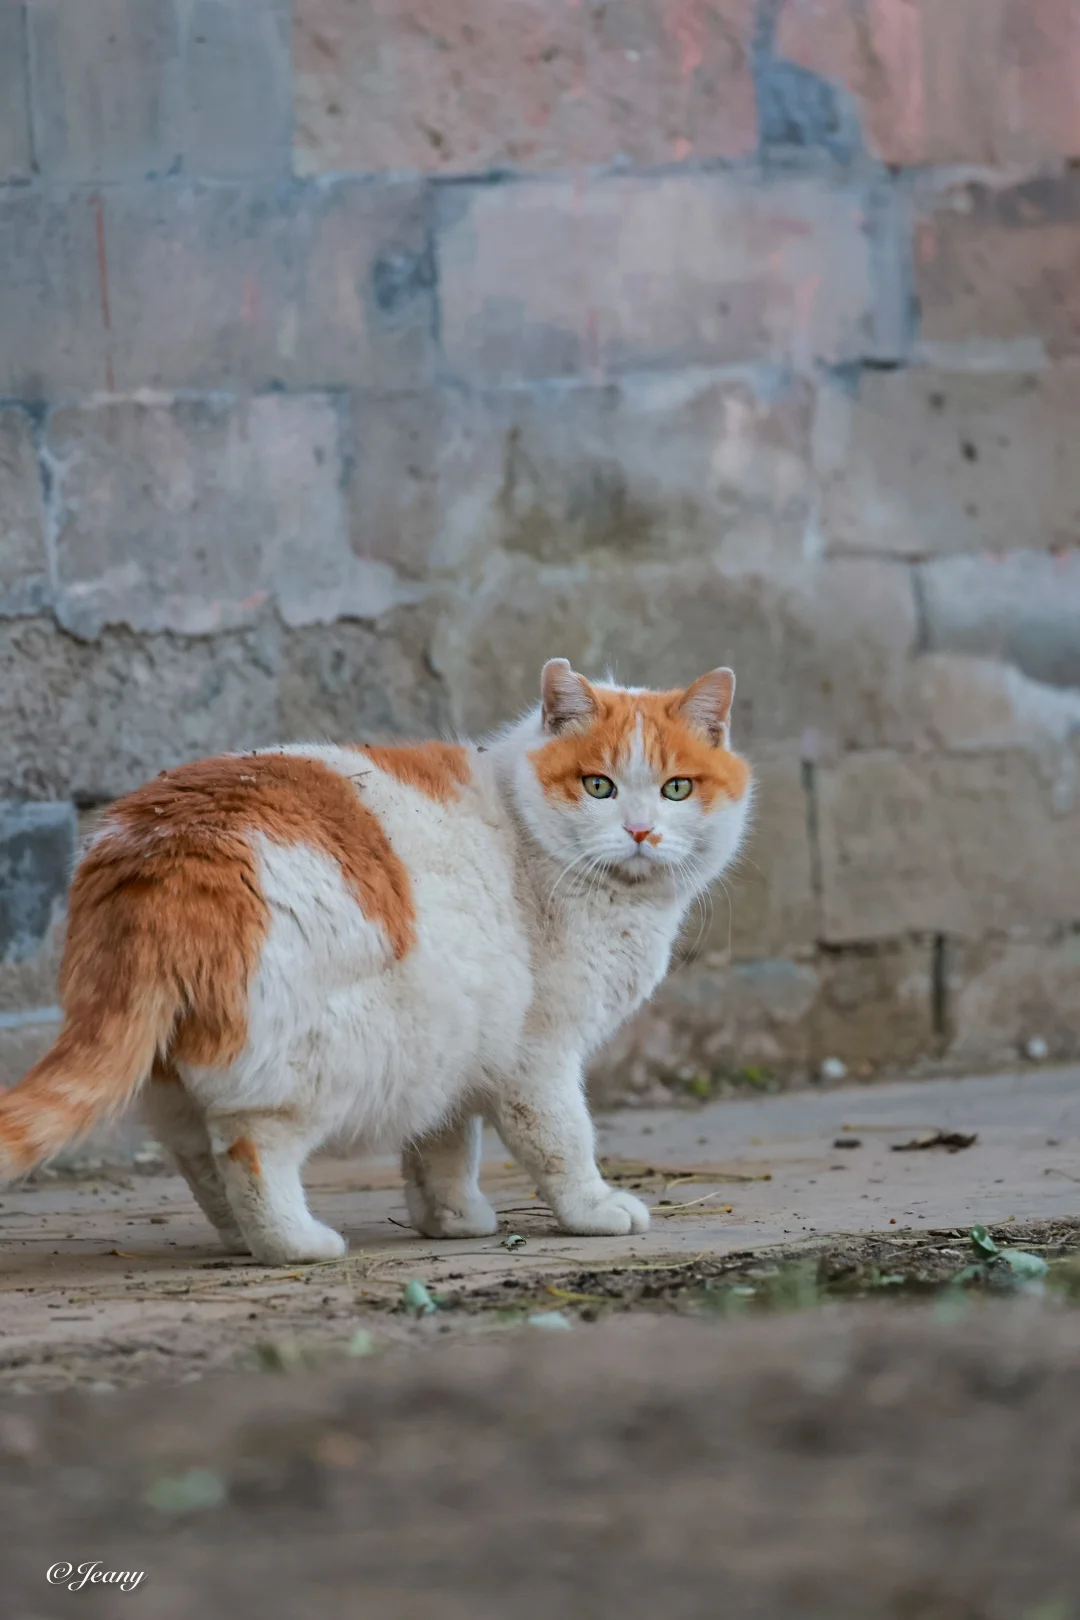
[{"xmin": 0, "ymin": 661, "xmax": 752, "ymax": 1263}]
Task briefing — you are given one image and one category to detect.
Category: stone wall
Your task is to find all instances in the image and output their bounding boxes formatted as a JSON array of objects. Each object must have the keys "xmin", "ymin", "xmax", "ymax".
[{"xmin": 2, "ymin": 0, "xmax": 1079, "ymax": 1102}]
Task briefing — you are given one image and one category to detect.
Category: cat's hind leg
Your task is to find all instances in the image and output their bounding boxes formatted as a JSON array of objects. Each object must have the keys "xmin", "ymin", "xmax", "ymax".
[
  {"xmin": 207, "ymin": 1109, "xmax": 346, "ymax": 1265},
  {"xmin": 402, "ymin": 1114, "xmax": 498, "ymax": 1238},
  {"xmin": 142, "ymin": 1066, "xmax": 248, "ymax": 1253}
]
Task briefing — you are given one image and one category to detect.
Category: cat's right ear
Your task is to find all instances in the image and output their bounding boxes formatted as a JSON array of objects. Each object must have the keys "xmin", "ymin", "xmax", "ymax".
[{"xmin": 540, "ymin": 659, "xmax": 597, "ymax": 735}]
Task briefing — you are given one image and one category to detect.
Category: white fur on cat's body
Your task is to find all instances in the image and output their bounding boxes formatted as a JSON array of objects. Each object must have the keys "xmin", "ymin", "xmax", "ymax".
[{"xmin": 145, "ymin": 706, "xmax": 751, "ymax": 1264}]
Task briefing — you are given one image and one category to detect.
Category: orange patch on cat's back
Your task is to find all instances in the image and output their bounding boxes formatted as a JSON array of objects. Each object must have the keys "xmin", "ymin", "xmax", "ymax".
[
  {"xmin": 530, "ymin": 688, "xmax": 751, "ymax": 807},
  {"xmin": 69, "ymin": 753, "xmax": 416, "ymax": 1077},
  {"xmin": 361, "ymin": 742, "xmax": 472, "ymax": 803}
]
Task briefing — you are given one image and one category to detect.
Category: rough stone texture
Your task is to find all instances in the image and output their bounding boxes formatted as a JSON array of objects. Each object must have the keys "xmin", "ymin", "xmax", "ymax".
[
  {"xmin": 691, "ymin": 752, "xmax": 818, "ymax": 961},
  {"xmin": 46, "ymin": 392, "xmax": 411, "ymax": 639},
  {"xmin": 0, "ymin": 801, "xmax": 76, "ymax": 964},
  {"xmin": 0, "ymin": 407, "xmax": 49, "ymax": 618},
  {"xmin": 819, "ymin": 365, "xmax": 1080, "ymax": 558},
  {"xmin": 776, "ymin": 0, "xmax": 1080, "ymax": 166},
  {"xmin": 815, "ymin": 940, "xmax": 935, "ymax": 1071},
  {"xmin": 0, "ymin": 616, "xmax": 282, "ymax": 801},
  {"xmin": 436, "ymin": 173, "xmax": 884, "ymax": 383},
  {"xmin": 947, "ymin": 932, "xmax": 1080, "ymax": 1064},
  {"xmin": 919, "ymin": 550, "xmax": 1080, "ymax": 692},
  {"xmin": 278, "ymin": 615, "xmax": 450, "ymax": 743},
  {"xmin": 294, "ymin": 0, "xmax": 756, "ymax": 176},
  {"xmin": 27, "ymin": 0, "xmax": 292, "ymax": 181},
  {"xmin": 0, "ymin": 179, "xmax": 437, "ymax": 399},
  {"xmin": 0, "ymin": 2, "xmax": 32, "ymax": 181},
  {"xmin": 434, "ymin": 551, "xmax": 917, "ymax": 752},
  {"xmin": 914, "ymin": 174, "xmax": 1080, "ymax": 361},
  {"xmin": 0, "ymin": 608, "xmax": 446, "ymax": 803},
  {"xmin": 818, "ymin": 749, "xmax": 1080, "ymax": 943},
  {"xmin": 350, "ymin": 370, "xmax": 815, "ymax": 579}
]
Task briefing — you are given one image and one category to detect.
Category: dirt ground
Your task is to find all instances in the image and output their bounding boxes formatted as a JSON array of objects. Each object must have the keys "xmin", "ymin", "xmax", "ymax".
[
  {"xmin": 2, "ymin": 1067, "xmax": 1080, "ymax": 1617},
  {"xmin": 1, "ymin": 1064, "xmax": 1076, "ymax": 1390}
]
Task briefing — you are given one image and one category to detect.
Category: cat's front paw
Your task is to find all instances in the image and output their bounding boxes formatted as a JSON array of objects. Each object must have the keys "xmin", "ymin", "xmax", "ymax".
[
  {"xmin": 405, "ymin": 1184, "xmax": 499, "ymax": 1239},
  {"xmin": 554, "ymin": 1186, "xmax": 650, "ymax": 1237}
]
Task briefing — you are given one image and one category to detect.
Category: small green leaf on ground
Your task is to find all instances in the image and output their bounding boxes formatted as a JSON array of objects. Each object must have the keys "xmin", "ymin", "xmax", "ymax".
[
  {"xmin": 970, "ymin": 1225, "xmax": 999, "ymax": 1258},
  {"xmin": 503, "ymin": 1233, "xmax": 526, "ymax": 1251},
  {"xmin": 143, "ymin": 1467, "xmax": 227, "ymax": 1515},
  {"xmin": 1001, "ymin": 1250, "xmax": 1049, "ymax": 1280},
  {"xmin": 403, "ymin": 1279, "xmax": 437, "ymax": 1316},
  {"xmin": 346, "ymin": 1329, "xmax": 375, "ymax": 1356},
  {"xmin": 526, "ymin": 1310, "xmax": 573, "ymax": 1331}
]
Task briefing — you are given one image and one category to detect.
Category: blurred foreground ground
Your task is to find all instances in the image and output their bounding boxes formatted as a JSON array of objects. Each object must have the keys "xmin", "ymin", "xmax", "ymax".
[{"xmin": 2, "ymin": 1068, "xmax": 1079, "ymax": 1618}]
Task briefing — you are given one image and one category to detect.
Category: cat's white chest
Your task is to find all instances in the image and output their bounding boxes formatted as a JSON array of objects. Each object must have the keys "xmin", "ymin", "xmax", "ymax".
[{"xmin": 531, "ymin": 889, "xmax": 680, "ymax": 1054}]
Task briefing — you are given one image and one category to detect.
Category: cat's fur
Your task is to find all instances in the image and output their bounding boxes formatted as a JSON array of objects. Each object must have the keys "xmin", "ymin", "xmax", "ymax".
[{"xmin": 0, "ymin": 661, "xmax": 752, "ymax": 1263}]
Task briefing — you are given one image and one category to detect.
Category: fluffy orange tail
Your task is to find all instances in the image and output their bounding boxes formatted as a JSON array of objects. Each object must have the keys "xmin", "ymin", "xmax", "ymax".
[{"xmin": 0, "ymin": 987, "xmax": 176, "ymax": 1178}]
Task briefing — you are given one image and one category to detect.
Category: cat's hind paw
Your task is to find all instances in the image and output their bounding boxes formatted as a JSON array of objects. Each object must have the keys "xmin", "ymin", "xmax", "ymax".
[{"xmin": 405, "ymin": 1184, "xmax": 499, "ymax": 1239}]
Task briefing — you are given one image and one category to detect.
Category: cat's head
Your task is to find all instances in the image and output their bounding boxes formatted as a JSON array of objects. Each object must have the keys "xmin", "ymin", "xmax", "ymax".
[{"xmin": 514, "ymin": 660, "xmax": 753, "ymax": 889}]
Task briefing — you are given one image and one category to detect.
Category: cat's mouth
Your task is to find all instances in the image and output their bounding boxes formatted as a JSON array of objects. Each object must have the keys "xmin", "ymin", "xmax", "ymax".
[{"xmin": 617, "ymin": 845, "xmax": 664, "ymax": 879}]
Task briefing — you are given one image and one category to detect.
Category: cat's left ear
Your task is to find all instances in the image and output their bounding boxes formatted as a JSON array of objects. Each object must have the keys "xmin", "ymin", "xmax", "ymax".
[{"xmin": 676, "ymin": 667, "xmax": 736, "ymax": 748}]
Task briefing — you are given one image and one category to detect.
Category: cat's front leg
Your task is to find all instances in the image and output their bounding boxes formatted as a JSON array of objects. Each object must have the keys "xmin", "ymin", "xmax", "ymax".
[
  {"xmin": 489, "ymin": 1054, "xmax": 650, "ymax": 1237},
  {"xmin": 402, "ymin": 1114, "xmax": 498, "ymax": 1238}
]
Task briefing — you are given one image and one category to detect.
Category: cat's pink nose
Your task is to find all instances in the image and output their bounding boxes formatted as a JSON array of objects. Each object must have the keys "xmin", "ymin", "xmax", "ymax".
[{"xmin": 624, "ymin": 823, "xmax": 653, "ymax": 845}]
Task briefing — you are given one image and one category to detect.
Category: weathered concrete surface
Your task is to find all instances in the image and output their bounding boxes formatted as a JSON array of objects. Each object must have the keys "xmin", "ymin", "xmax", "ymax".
[
  {"xmin": 436, "ymin": 174, "xmax": 887, "ymax": 382},
  {"xmin": 27, "ymin": 0, "xmax": 292, "ymax": 181},
  {"xmin": 777, "ymin": 0, "xmax": 1080, "ymax": 166},
  {"xmin": 0, "ymin": 1067, "xmax": 1075, "ymax": 1389},
  {"xmin": 295, "ymin": 0, "xmax": 758, "ymax": 175},
  {"xmin": 914, "ymin": 172, "xmax": 1080, "ymax": 360}
]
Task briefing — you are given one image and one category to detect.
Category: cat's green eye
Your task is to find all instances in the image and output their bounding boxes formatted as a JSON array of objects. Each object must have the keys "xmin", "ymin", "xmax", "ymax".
[
  {"xmin": 661, "ymin": 777, "xmax": 694, "ymax": 801},
  {"xmin": 582, "ymin": 775, "xmax": 616, "ymax": 800}
]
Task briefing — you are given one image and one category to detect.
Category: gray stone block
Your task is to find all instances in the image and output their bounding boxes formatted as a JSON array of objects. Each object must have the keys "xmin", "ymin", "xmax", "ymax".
[
  {"xmin": 0, "ymin": 3, "xmax": 32, "ymax": 180},
  {"xmin": 0, "ymin": 616, "xmax": 282, "ymax": 801},
  {"xmin": 0, "ymin": 178, "xmax": 436, "ymax": 397},
  {"xmin": 816, "ymin": 940, "xmax": 935, "ymax": 1071},
  {"xmin": 436, "ymin": 173, "xmax": 881, "ymax": 383},
  {"xmin": 906, "ymin": 654, "xmax": 1080, "ymax": 755},
  {"xmin": 349, "ymin": 370, "xmax": 816, "ymax": 580},
  {"xmin": 0, "ymin": 605, "xmax": 445, "ymax": 802},
  {"xmin": 0, "ymin": 407, "xmax": 49, "ymax": 617},
  {"xmin": 45, "ymin": 392, "xmax": 413, "ymax": 639},
  {"xmin": 0, "ymin": 801, "xmax": 76, "ymax": 964},
  {"xmin": 101, "ymin": 178, "xmax": 436, "ymax": 392},
  {"xmin": 179, "ymin": 0, "xmax": 292, "ymax": 177},
  {"xmin": 690, "ymin": 751, "xmax": 819, "ymax": 962},
  {"xmin": 279, "ymin": 615, "xmax": 451, "ymax": 744},
  {"xmin": 27, "ymin": 0, "xmax": 291, "ymax": 180},
  {"xmin": 947, "ymin": 933, "xmax": 1080, "ymax": 1065},
  {"xmin": 820, "ymin": 366, "xmax": 1080, "ymax": 557},
  {"xmin": 433, "ymin": 551, "xmax": 917, "ymax": 753},
  {"xmin": 28, "ymin": 0, "xmax": 182, "ymax": 180},
  {"xmin": 817, "ymin": 749, "xmax": 1080, "ymax": 942},
  {"xmin": 0, "ymin": 187, "xmax": 112, "ymax": 399},
  {"xmin": 919, "ymin": 549, "xmax": 1080, "ymax": 691}
]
